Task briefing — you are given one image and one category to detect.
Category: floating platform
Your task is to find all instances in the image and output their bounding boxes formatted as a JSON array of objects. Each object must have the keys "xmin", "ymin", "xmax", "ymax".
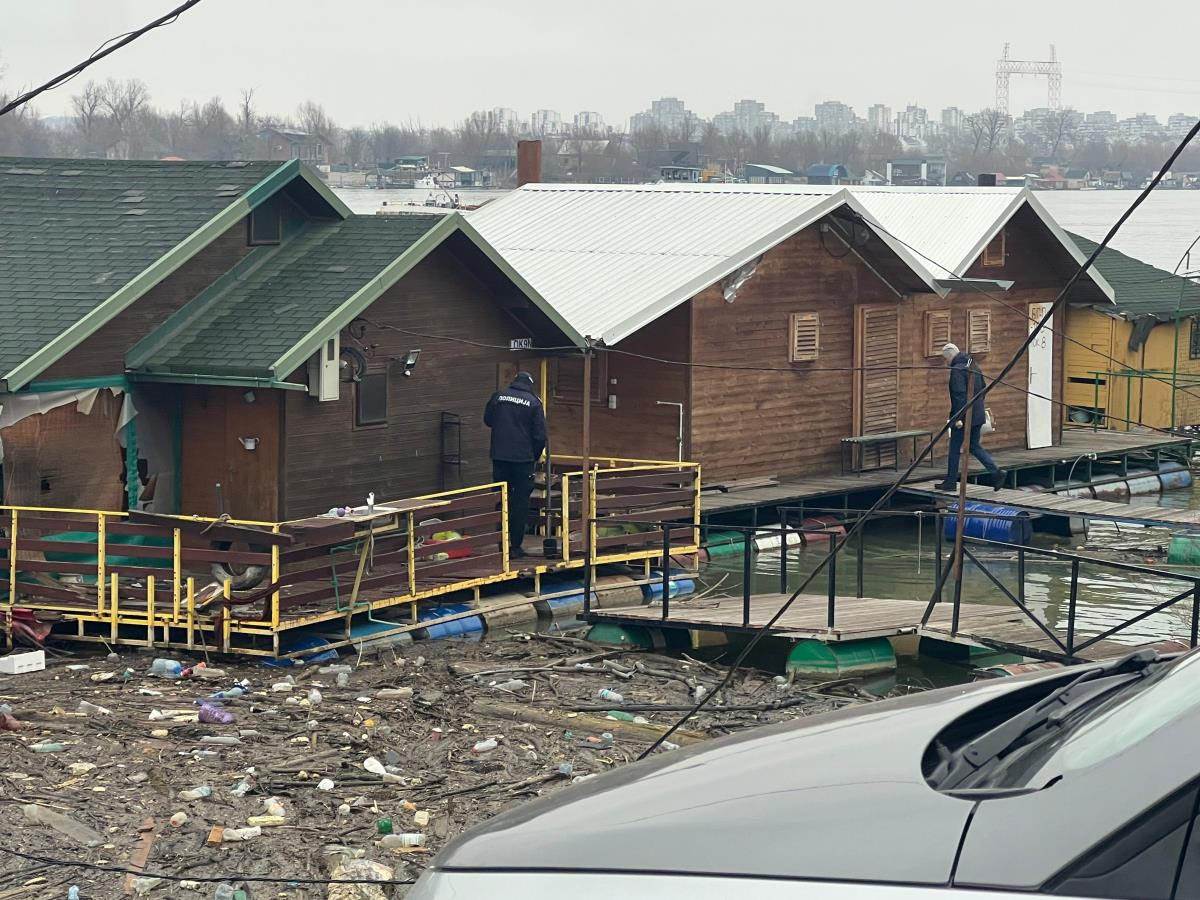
[
  {"xmin": 700, "ymin": 430, "xmax": 1194, "ymax": 519},
  {"xmin": 587, "ymin": 592, "xmax": 1183, "ymax": 664}
]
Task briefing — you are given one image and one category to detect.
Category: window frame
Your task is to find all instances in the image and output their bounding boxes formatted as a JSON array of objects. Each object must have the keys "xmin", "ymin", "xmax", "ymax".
[
  {"xmin": 788, "ymin": 312, "xmax": 821, "ymax": 363},
  {"xmin": 552, "ymin": 353, "xmax": 606, "ymax": 405},
  {"xmin": 1189, "ymin": 318, "xmax": 1200, "ymax": 361},
  {"xmin": 925, "ymin": 309, "xmax": 952, "ymax": 357},
  {"xmin": 982, "ymin": 228, "xmax": 1006, "ymax": 268},
  {"xmin": 354, "ymin": 371, "xmax": 389, "ymax": 428},
  {"xmin": 968, "ymin": 308, "xmax": 993, "ymax": 355},
  {"xmin": 247, "ymin": 197, "xmax": 282, "ymax": 246}
]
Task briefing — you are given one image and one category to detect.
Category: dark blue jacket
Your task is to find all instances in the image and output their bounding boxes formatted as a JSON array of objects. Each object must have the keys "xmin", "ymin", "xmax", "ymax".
[
  {"xmin": 948, "ymin": 352, "xmax": 987, "ymax": 423},
  {"xmin": 484, "ymin": 379, "xmax": 547, "ymax": 463}
]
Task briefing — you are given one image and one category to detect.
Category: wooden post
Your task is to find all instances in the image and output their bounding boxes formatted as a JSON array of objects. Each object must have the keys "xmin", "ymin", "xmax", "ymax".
[
  {"xmin": 540, "ymin": 356, "xmax": 557, "ymax": 559},
  {"xmin": 96, "ymin": 513, "xmax": 106, "ymax": 616},
  {"xmin": 581, "ymin": 344, "xmax": 593, "ymax": 547},
  {"xmin": 949, "ymin": 362, "xmax": 978, "ymax": 637},
  {"xmin": 146, "ymin": 575, "xmax": 156, "ymax": 648}
]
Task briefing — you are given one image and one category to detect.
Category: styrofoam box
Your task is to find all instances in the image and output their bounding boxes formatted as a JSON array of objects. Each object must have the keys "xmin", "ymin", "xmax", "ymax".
[{"xmin": 0, "ymin": 650, "xmax": 45, "ymax": 674}]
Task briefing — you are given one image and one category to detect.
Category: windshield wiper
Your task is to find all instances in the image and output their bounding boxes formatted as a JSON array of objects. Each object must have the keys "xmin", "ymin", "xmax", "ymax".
[{"xmin": 931, "ymin": 649, "xmax": 1161, "ymax": 791}]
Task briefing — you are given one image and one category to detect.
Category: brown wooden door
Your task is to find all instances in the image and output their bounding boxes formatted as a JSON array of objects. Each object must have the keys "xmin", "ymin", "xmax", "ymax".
[
  {"xmin": 853, "ymin": 305, "xmax": 900, "ymax": 469},
  {"xmin": 181, "ymin": 387, "xmax": 280, "ymax": 520}
]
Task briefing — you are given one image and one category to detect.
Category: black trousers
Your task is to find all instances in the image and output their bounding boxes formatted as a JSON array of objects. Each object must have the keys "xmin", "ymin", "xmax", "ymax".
[{"xmin": 492, "ymin": 460, "xmax": 535, "ymax": 552}]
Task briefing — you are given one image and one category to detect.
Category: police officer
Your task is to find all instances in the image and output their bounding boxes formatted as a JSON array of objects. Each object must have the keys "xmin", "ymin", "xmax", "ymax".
[{"xmin": 484, "ymin": 372, "xmax": 547, "ymax": 557}]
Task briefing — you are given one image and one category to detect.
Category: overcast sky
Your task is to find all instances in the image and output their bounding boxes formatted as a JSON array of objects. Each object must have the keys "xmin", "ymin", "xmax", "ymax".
[{"xmin": 3, "ymin": 0, "xmax": 1198, "ymax": 127}]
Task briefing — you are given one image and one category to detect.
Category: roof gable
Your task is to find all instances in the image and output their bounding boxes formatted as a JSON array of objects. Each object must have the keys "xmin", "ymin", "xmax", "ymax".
[
  {"xmin": 1066, "ymin": 231, "xmax": 1200, "ymax": 319},
  {"xmin": 0, "ymin": 157, "xmax": 350, "ymax": 391}
]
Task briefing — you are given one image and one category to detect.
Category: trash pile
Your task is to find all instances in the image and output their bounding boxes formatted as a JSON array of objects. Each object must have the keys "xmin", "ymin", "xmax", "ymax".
[{"xmin": 0, "ymin": 632, "xmax": 867, "ymax": 898}]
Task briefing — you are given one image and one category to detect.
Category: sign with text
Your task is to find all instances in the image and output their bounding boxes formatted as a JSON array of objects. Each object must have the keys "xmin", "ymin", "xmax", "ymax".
[{"xmin": 509, "ymin": 338, "xmax": 533, "ymax": 350}]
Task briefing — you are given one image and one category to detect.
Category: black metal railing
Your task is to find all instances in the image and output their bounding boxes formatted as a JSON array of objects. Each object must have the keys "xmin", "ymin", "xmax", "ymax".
[{"xmin": 581, "ymin": 507, "xmax": 1200, "ymax": 660}]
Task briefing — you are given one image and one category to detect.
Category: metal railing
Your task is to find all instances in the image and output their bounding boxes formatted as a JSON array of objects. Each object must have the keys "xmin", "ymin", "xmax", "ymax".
[{"xmin": 581, "ymin": 506, "xmax": 1200, "ymax": 661}]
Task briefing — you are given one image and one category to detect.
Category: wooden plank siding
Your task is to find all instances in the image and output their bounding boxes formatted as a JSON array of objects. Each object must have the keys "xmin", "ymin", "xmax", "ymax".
[
  {"xmin": 545, "ymin": 304, "xmax": 689, "ymax": 462},
  {"xmin": 688, "ymin": 227, "xmax": 900, "ymax": 483},
  {"xmin": 41, "ymin": 217, "xmax": 253, "ymax": 379},
  {"xmin": 280, "ymin": 244, "xmax": 533, "ymax": 519}
]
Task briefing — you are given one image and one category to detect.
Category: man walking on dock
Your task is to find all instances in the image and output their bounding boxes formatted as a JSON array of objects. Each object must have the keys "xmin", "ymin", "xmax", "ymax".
[
  {"xmin": 484, "ymin": 371, "xmax": 547, "ymax": 558},
  {"xmin": 937, "ymin": 343, "xmax": 1005, "ymax": 492}
]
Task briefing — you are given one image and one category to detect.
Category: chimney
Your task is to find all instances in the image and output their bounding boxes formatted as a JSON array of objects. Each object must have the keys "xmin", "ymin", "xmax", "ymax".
[
  {"xmin": 977, "ymin": 173, "xmax": 998, "ymax": 187},
  {"xmin": 517, "ymin": 140, "xmax": 542, "ymax": 187}
]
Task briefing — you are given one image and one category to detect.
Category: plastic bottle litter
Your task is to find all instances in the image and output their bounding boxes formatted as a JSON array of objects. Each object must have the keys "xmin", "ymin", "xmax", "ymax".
[
  {"xmin": 659, "ymin": 740, "xmax": 681, "ymax": 752},
  {"xmin": 0, "ymin": 703, "xmax": 10, "ymax": 715},
  {"xmin": 263, "ymin": 797, "xmax": 285, "ymax": 817},
  {"xmin": 377, "ymin": 817, "xmax": 393, "ymax": 835},
  {"xmin": 67, "ymin": 887, "xmax": 80, "ymax": 900},
  {"xmin": 230, "ymin": 780, "xmax": 252, "ymax": 798},
  {"xmin": 147, "ymin": 658, "xmax": 184, "ymax": 678},
  {"xmin": 130, "ymin": 877, "xmax": 162, "ymax": 896},
  {"xmin": 200, "ymin": 735, "xmax": 241, "ymax": 746},
  {"xmin": 557, "ymin": 762, "xmax": 574, "ymax": 777},
  {"xmin": 694, "ymin": 685, "xmax": 709, "ymax": 701},
  {"xmin": 317, "ymin": 778, "xmax": 335, "ymax": 791},
  {"xmin": 338, "ymin": 803, "xmax": 352, "ymax": 817},
  {"xmin": 22, "ymin": 804, "xmax": 104, "ymax": 846},
  {"xmin": 137, "ymin": 688, "xmax": 163, "ymax": 697},
  {"xmin": 185, "ymin": 666, "xmax": 226, "ymax": 680},
  {"xmin": 605, "ymin": 710, "xmax": 636, "ymax": 722},
  {"xmin": 148, "ymin": 709, "xmax": 165, "ymax": 721},
  {"xmin": 472, "ymin": 738, "xmax": 498, "ymax": 753},
  {"xmin": 493, "ymin": 679, "xmax": 529, "ymax": 691},
  {"xmin": 170, "ymin": 812, "xmax": 188, "ymax": 828},
  {"xmin": 271, "ymin": 682, "xmax": 294, "ymax": 693},
  {"xmin": 318, "ymin": 664, "xmax": 352, "ymax": 675},
  {"xmin": 197, "ymin": 703, "xmax": 235, "ymax": 725},
  {"xmin": 336, "ymin": 672, "xmax": 350, "ymax": 688},
  {"xmin": 217, "ymin": 825, "xmax": 260, "ymax": 842},
  {"xmin": 150, "ymin": 728, "xmax": 169, "ymax": 738},
  {"xmin": 378, "ymin": 832, "xmax": 425, "ymax": 848},
  {"xmin": 179, "ymin": 785, "xmax": 213, "ymax": 801},
  {"xmin": 213, "ymin": 886, "xmax": 248, "ymax": 900},
  {"xmin": 246, "ymin": 815, "xmax": 286, "ymax": 827},
  {"xmin": 596, "ymin": 688, "xmax": 624, "ymax": 703},
  {"xmin": 76, "ymin": 700, "xmax": 111, "ymax": 716},
  {"xmin": 375, "ymin": 687, "xmax": 414, "ymax": 700},
  {"xmin": 66, "ymin": 762, "xmax": 96, "ymax": 777},
  {"xmin": 209, "ymin": 686, "xmax": 246, "ymax": 700},
  {"xmin": 31, "ymin": 741, "xmax": 65, "ymax": 753},
  {"xmin": 307, "ymin": 687, "xmax": 323, "ymax": 705}
]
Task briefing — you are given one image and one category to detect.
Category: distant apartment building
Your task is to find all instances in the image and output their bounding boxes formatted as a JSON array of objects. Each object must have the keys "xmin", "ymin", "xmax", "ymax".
[
  {"xmin": 573, "ymin": 110, "xmax": 606, "ymax": 132},
  {"xmin": 896, "ymin": 104, "xmax": 929, "ymax": 140},
  {"xmin": 941, "ymin": 106, "xmax": 965, "ymax": 132},
  {"xmin": 713, "ymin": 99, "xmax": 781, "ymax": 136},
  {"xmin": 630, "ymin": 96, "xmax": 700, "ymax": 136},
  {"xmin": 1116, "ymin": 113, "xmax": 1162, "ymax": 142},
  {"xmin": 814, "ymin": 100, "xmax": 856, "ymax": 134},
  {"xmin": 490, "ymin": 107, "xmax": 524, "ymax": 131},
  {"xmin": 867, "ymin": 104, "xmax": 892, "ymax": 134},
  {"xmin": 530, "ymin": 109, "xmax": 563, "ymax": 135},
  {"xmin": 1168, "ymin": 113, "xmax": 1198, "ymax": 138},
  {"xmin": 792, "ymin": 116, "xmax": 818, "ymax": 134}
]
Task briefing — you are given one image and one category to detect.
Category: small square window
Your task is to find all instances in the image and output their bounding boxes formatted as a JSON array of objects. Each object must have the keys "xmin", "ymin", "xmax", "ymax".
[
  {"xmin": 1190, "ymin": 320, "xmax": 1200, "ymax": 360},
  {"xmin": 925, "ymin": 310, "xmax": 951, "ymax": 356},
  {"xmin": 355, "ymin": 372, "xmax": 388, "ymax": 426},
  {"xmin": 982, "ymin": 229, "xmax": 1005, "ymax": 267},
  {"xmin": 248, "ymin": 198, "xmax": 281, "ymax": 245},
  {"xmin": 789, "ymin": 312, "xmax": 820, "ymax": 362},
  {"xmin": 968, "ymin": 309, "xmax": 992, "ymax": 354}
]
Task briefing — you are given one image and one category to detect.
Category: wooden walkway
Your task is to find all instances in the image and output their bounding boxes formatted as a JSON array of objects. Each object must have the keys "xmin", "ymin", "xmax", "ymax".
[
  {"xmin": 903, "ymin": 480, "xmax": 1200, "ymax": 528},
  {"xmin": 588, "ymin": 593, "xmax": 1168, "ymax": 663},
  {"xmin": 700, "ymin": 430, "xmax": 1193, "ymax": 517}
]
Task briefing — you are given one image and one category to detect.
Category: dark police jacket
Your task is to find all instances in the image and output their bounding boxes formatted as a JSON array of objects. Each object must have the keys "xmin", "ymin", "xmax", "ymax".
[
  {"xmin": 948, "ymin": 351, "xmax": 987, "ymax": 424},
  {"xmin": 484, "ymin": 380, "xmax": 547, "ymax": 463}
]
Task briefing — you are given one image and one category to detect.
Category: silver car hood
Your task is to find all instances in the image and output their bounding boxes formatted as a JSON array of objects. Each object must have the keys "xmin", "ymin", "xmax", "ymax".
[{"xmin": 435, "ymin": 676, "xmax": 1034, "ymax": 884}]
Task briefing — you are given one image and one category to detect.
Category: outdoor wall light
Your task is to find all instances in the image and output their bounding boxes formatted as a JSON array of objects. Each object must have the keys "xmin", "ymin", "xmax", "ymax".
[
  {"xmin": 402, "ymin": 349, "xmax": 421, "ymax": 377},
  {"xmin": 239, "ymin": 437, "xmax": 259, "ymax": 451}
]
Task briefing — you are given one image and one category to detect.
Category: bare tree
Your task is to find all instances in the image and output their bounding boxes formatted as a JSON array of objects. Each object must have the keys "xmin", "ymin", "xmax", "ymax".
[
  {"xmin": 1039, "ymin": 107, "xmax": 1078, "ymax": 160},
  {"xmin": 237, "ymin": 89, "xmax": 256, "ymax": 135},
  {"xmin": 99, "ymin": 78, "xmax": 149, "ymax": 157}
]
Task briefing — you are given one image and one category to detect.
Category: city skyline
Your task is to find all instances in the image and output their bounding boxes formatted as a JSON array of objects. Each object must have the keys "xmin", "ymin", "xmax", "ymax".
[{"xmin": 3, "ymin": 0, "xmax": 1199, "ymax": 129}]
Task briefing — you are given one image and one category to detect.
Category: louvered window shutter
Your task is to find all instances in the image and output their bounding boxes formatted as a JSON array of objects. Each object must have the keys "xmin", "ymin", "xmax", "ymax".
[
  {"xmin": 789, "ymin": 312, "xmax": 820, "ymax": 362},
  {"xmin": 925, "ymin": 310, "xmax": 951, "ymax": 356},
  {"xmin": 968, "ymin": 309, "xmax": 992, "ymax": 354}
]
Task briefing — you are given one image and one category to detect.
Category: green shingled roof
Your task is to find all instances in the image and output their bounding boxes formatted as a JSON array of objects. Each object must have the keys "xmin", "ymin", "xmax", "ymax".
[
  {"xmin": 1067, "ymin": 231, "xmax": 1200, "ymax": 320},
  {"xmin": 130, "ymin": 213, "xmax": 450, "ymax": 378}
]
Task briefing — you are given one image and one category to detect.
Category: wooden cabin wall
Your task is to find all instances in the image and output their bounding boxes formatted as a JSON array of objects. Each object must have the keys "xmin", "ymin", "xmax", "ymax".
[
  {"xmin": 281, "ymin": 245, "xmax": 527, "ymax": 518},
  {"xmin": 42, "ymin": 217, "xmax": 252, "ymax": 379},
  {"xmin": 545, "ymin": 304, "xmax": 689, "ymax": 462},
  {"xmin": 1063, "ymin": 306, "xmax": 1119, "ymax": 421},
  {"xmin": 689, "ymin": 228, "xmax": 898, "ymax": 483},
  {"xmin": 1136, "ymin": 317, "xmax": 1200, "ymax": 429}
]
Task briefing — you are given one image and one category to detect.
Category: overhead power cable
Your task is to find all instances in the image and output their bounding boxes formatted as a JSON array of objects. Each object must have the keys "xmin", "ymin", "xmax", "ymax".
[
  {"xmin": 638, "ymin": 115, "xmax": 1200, "ymax": 759},
  {"xmin": 0, "ymin": 0, "xmax": 204, "ymax": 118}
]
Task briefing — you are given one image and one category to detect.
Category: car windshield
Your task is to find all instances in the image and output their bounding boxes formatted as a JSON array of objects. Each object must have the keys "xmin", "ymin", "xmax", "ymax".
[{"xmin": 992, "ymin": 651, "xmax": 1200, "ymax": 787}]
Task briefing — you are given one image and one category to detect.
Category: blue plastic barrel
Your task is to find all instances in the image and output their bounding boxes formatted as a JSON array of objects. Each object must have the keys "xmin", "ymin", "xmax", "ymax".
[
  {"xmin": 418, "ymin": 603, "xmax": 484, "ymax": 639},
  {"xmin": 1159, "ymin": 461, "xmax": 1194, "ymax": 493},
  {"xmin": 642, "ymin": 571, "xmax": 697, "ymax": 601},
  {"xmin": 942, "ymin": 501, "xmax": 1033, "ymax": 545}
]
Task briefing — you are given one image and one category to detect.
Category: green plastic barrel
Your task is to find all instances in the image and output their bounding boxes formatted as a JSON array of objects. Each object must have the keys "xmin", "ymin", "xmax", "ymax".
[
  {"xmin": 704, "ymin": 530, "xmax": 747, "ymax": 558},
  {"xmin": 785, "ymin": 637, "xmax": 896, "ymax": 677},
  {"xmin": 1169, "ymin": 535, "xmax": 1200, "ymax": 566},
  {"xmin": 585, "ymin": 623, "xmax": 655, "ymax": 649}
]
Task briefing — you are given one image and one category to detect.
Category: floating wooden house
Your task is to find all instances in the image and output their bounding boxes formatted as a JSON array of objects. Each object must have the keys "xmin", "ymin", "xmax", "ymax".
[
  {"xmin": 1063, "ymin": 232, "xmax": 1200, "ymax": 431},
  {"xmin": 468, "ymin": 184, "xmax": 1115, "ymax": 484},
  {"xmin": 0, "ymin": 158, "xmax": 575, "ymax": 520}
]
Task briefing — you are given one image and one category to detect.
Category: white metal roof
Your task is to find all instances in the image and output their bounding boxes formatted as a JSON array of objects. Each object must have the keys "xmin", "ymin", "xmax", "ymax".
[{"xmin": 466, "ymin": 182, "xmax": 1112, "ymax": 346}]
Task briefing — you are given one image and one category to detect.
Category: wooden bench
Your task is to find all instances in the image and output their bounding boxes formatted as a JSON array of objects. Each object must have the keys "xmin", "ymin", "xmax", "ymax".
[{"xmin": 841, "ymin": 429, "xmax": 934, "ymax": 474}]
